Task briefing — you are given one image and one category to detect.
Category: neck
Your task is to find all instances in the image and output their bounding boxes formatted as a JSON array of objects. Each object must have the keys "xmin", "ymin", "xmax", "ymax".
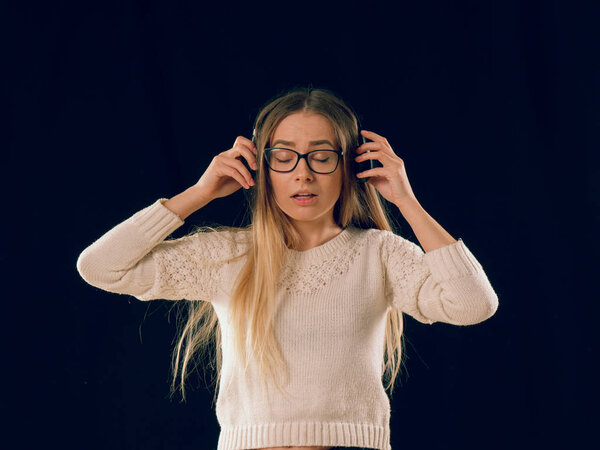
[{"xmin": 289, "ymin": 218, "xmax": 343, "ymax": 251}]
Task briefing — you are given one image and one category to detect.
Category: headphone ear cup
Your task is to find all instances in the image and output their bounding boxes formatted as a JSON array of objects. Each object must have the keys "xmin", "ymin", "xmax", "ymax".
[
  {"xmin": 354, "ymin": 116, "xmax": 368, "ymax": 183},
  {"xmin": 356, "ymin": 135, "xmax": 369, "ymax": 183},
  {"xmin": 250, "ymin": 128, "xmax": 259, "ymax": 176}
]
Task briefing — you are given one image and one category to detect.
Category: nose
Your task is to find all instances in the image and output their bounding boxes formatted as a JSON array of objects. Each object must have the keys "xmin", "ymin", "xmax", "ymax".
[{"xmin": 294, "ymin": 156, "xmax": 314, "ymax": 181}]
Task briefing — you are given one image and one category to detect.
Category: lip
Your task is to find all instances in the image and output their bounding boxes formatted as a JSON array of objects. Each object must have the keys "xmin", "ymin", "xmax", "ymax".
[{"xmin": 291, "ymin": 195, "xmax": 317, "ymax": 205}]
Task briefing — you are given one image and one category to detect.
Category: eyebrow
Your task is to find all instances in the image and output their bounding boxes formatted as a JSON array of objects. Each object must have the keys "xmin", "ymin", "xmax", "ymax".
[{"xmin": 271, "ymin": 139, "xmax": 336, "ymax": 148}]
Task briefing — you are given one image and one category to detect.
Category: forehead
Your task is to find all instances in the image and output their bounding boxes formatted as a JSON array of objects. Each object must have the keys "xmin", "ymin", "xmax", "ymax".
[{"xmin": 272, "ymin": 112, "xmax": 335, "ymax": 139}]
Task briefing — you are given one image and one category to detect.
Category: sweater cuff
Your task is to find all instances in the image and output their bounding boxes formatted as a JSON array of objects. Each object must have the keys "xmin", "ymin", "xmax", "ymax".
[
  {"xmin": 423, "ymin": 238, "xmax": 484, "ymax": 283},
  {"xmin": 129, "ymin": 198, "xmax": 184, "ymax": 244}
]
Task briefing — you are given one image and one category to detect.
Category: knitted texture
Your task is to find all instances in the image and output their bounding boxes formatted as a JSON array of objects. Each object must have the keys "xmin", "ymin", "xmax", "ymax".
[{"xmin": 77, "ymin": 198, "xmax": 499, "ymax": 450}]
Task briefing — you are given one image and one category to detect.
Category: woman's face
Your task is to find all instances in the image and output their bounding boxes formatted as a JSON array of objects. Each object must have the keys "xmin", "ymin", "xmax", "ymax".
[{"xmin": 267, "ymin": 111, "xmax": 343, "ymax": 228}]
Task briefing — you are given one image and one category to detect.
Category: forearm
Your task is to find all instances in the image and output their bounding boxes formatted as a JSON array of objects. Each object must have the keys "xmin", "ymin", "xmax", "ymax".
[
  {"xmin": 163, "ymin": 185, "xmax": 212, "ymax": 221},
  {"xmin": 395, "ymin": 197, "xmax": 457, "ymax": 253},
  {"xmin": 77, "ymin": 197, "xmax": 184, "ymax": 289}
]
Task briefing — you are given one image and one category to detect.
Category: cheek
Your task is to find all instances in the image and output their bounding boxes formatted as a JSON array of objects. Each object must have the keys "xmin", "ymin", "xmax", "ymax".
[
  {"xmin": 268, "ymin": 175, "xmax": 286, "ymax": 199},
  {"xmin": 328, "ymin": 173, "xmax": 343, "ymax": 198}
]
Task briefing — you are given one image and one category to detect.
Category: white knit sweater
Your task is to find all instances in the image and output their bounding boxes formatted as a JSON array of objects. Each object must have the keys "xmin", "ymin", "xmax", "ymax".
[{"xmin": 76, "ymin": 198, "xmax": 499, "ymax": 450}]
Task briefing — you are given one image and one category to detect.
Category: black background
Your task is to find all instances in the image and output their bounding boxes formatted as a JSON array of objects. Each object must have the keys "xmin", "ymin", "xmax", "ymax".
[{"xmin": 4, "ymin": 1, "xmax": 597, "ymax": 449}]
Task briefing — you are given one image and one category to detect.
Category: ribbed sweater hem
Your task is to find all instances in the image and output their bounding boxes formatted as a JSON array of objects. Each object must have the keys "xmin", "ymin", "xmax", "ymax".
[
  {"xmin": 423, "ymin": 238, "xmax": 485, "ymax": 281},
  {"xmin": 130, "ymin": 197, "xmax": 184, "ymax": 244},
  {"xmin": 217, "ymin": 421, "xmax": 390, "ymax": 450}
]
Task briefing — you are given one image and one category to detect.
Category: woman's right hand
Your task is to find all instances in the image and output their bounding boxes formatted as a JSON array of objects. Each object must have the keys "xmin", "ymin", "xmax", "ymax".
[{"xmin": 194, "ymin": 136, "xmax": 258, "ymax": 201}]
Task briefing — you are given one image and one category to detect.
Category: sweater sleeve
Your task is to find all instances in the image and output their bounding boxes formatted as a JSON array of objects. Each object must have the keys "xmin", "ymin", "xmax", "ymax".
[
  {"xmin": 380, "ymin": 232, "xmax": 499, "ymax": 325},
  {"xmin": 76, "ymin": 198, "xmax": 243, "ymax": 302}
]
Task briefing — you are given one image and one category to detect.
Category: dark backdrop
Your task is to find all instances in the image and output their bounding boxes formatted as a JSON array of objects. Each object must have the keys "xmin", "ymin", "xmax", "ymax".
[{"xmin": 4, "ymin": 1, "xmax": 596, "ymax": 449}]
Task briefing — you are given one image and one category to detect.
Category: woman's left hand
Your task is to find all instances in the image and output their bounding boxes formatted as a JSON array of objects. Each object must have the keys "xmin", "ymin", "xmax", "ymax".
[{"xmin": 355, "ymin": 130, "xmax": 418, "ymax": 206}]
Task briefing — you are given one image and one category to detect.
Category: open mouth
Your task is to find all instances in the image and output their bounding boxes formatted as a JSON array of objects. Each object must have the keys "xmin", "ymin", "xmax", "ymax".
[
  {"xmin": 291, "ymin": 194, "xmax": 317, "ymax": 204},
  {"xmin": 291, "ymin": 194, "xmax": 317, "ymax": 198}
]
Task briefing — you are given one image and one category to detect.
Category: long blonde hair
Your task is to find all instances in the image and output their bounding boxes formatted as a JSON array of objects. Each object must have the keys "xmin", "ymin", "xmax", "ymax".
[{"xmin": 167, "ymin": 86, "xmax": 407, "ymax": 405}]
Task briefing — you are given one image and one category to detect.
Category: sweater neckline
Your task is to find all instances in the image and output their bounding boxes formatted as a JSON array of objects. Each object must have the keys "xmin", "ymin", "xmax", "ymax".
[{"xmin": 285, "ymin": 226, "xmax": 357, "ymax": 261}]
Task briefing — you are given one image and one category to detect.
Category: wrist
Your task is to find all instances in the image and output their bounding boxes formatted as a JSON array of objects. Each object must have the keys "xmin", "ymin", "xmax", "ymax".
[
  {"xmin": 189, "ymin": 184, "xmax": 213, "ymax": 208},
  {"xmin": 394, "ymin": 195, "xmax": 420, "ymax": 212}
]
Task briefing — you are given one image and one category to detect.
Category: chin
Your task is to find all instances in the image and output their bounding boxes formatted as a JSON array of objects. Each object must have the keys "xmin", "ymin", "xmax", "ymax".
[
  {"xmin": 275, "ymin": 195, "xmax": 337, "ymax": 223},
  {"xmin": 284, "ymin": 207, "xmax": 335, "ymax": 223}
]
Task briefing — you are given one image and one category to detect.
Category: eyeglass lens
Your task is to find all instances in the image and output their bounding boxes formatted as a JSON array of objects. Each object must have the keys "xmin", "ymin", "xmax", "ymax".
[{"xmin": 267, "ymin": 149, "xmax": 339, "ymax": 173}]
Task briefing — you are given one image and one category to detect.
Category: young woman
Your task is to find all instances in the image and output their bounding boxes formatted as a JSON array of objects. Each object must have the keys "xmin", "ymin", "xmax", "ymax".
[{"xmin": 77, "ymin": 87, "xmax": 499, "ymax": 450}]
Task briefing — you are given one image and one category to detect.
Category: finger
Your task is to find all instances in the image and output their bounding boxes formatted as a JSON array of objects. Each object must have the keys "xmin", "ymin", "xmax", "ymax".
[
  {"xmin": 355, "ymin": 141, "xmax": 381, "ymax": 154},
  {"xmin": 225, "ymin": 157, "xmax": 255, "ymax": 187},
  {"xmin": 356, "ymin": 167, "xmax": 387, "ymax": 179},
  {"xmin": 232, "ymin": 144, "xmax": 258, "ymax": 169},
  {"xmin": 235, "ymin": 136, "xmax": 257, "ymax": 154},
  {"xmin": 355, "ymin": 150, "xmax": 384, "ymax": 162},
  {"xmin": 361, "ymin": 129, "xmax": 389, "ymax": 145},
  {"xmin": 223, "ymin": 165, "xmax": 251, "ymax": 189}
]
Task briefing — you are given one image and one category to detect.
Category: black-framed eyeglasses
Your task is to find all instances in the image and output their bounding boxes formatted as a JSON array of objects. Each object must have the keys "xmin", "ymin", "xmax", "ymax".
[{"xmin": 263, "ymin": 148, "xmax": 344, "ymax": 174}]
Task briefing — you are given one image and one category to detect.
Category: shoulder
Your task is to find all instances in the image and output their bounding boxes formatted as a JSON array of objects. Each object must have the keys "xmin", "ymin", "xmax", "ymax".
[
  {"xmin": 347, "ymin": 226, "xmax": 422, "ymax": 258},
  {"xmin": 164, "ymin": 227, "xmax": 251, "ymax": 259},
  {"xmin": 347, "ymin": 226, "xmax": 410, "ymax": 247},
  {"xmin": 199, "ymin": 227, "xmax": 251, "ymax": 248}
]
